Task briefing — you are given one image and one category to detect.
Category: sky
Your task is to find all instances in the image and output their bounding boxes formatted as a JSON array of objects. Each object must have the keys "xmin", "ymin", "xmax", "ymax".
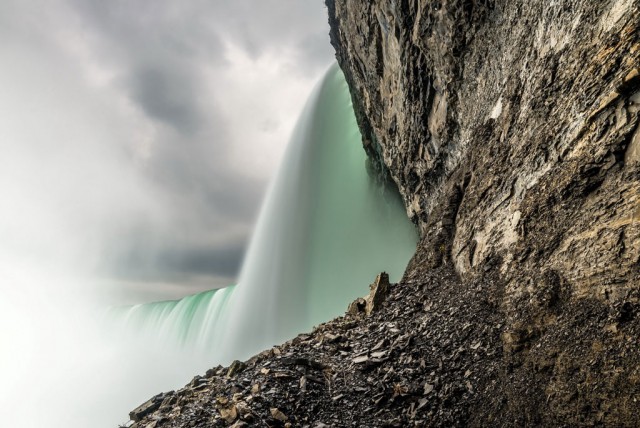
[{"xmin": 0, "ymin": 0, "xmax": 335, "ymax": 304}]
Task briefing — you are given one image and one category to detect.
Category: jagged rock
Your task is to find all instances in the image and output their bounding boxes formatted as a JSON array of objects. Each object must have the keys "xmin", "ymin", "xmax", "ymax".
[
  {"xmin": 365, "ymin": 272, "xmax": 390, "ymax": 315},
  {"xmin": 352, "ymin": 355, "xmax": 369, "ymax": 364},
  {"xmin": 347, "ymin": 297, "xmax": 367, "ymax": 315},
  {"xmin": 326, "ymin": 0, "xmax": 640, "ymax": 424},
  {"xmin": 348, "ymin": 272, "xmax": 392, "ymax": 316},
  {"xmin": 227, "ymin": 360, "xmax": 247, "ymax": 378},
  {"xmin": 129, "ymin": 393, "xmax": 165, "ymax": 422},
  {"xmin": 219, "ymin": 404, "xmax": 238, "ymax": 424},
  {"xmin": 270, "ymin": 407, "xmax": 288, "ymax": 422}
]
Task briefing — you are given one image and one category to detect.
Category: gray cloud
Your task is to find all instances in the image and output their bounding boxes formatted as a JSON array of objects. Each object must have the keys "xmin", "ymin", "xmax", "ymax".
[
  {"xmin": 0, "ymin": 0, "xmax": 334, "ymax": 304},
  {"xmin": 117, "ymin": 242, "xmax": 246, "ymax": 282},
  {"xmin": 129, "ymin": 66, "xmax": 205, "ymax": 135}
]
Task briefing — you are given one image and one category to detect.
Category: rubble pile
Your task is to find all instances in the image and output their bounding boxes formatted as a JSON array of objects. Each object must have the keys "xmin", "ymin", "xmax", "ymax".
[{"xmin": 127, "ymin": 264, "xmax": 504, "ymax": 427}]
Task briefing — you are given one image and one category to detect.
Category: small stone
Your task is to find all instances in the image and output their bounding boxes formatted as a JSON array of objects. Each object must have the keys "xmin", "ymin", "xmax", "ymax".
[
  {"xmin": 189, "ymin": 376, "xmax": 205, "ymax": 387},
  {"xmin": 371, "ymin": 339, "xmax": 386, "ymax": 351},
  {"xmin": 129, "ymin": 393, "xmax": 165, "ymax": 422},
  {"xmin": 604, "ymin": 324, "xmax": 619, "ymax": 334},
  {"xmin": 235, "ymin": 401, "xmax": 250, "ymax": 416},
  {"xmin": 353, "ymin": 355, "xmax": 369, "ymax": 364},
  {"xmin": 371, "ymin": 351, "xmax": 388, "ymax": 359},
  {"xmin": 300, "ymin": 376, "xmax": 307, "ymax": 391},
  {"xmin": 348, "ymin": 297, "xmax": 367, "ymax": 315},
  {"xmin": 417, "ymin": 398, "xmax": 429, "ymax": 409},
  {"xmin": 270, "ymin": 407, "xmax": 288, "ymax": 422},
  {"xmin": 219, "ymin": 405, "xmax": 238, "ymax": 423},
  {"xmin": 424, "ymin": 383, "xmax": 434, "ymax": 395},
  {"xmin": 324, "ymin": 333, "xmax": 339, "ymax": 342},
  {"xmin": 227, "ymin": 360, "xmax": 247, "ymax": 378}
]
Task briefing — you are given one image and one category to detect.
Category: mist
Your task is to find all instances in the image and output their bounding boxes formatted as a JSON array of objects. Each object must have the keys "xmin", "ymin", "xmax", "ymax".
[{"xmin": 0, "ymin": 1, "xmax": 333, "ymax": 426}]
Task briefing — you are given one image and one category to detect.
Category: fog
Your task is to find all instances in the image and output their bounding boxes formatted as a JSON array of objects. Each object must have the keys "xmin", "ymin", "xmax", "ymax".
[{"xmin": 0, "ymin": 1, "xmax": 333, "ymax": 426}]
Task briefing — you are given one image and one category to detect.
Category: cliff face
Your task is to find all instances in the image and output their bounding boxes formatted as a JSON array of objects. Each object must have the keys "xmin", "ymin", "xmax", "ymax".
[
  {"xmin": 328, "ymin": 0, "xmax": 640, "ymax": 424},
  {"xmin": 328, "ymin": 0, "xmax": 639, "ymax": 291}
]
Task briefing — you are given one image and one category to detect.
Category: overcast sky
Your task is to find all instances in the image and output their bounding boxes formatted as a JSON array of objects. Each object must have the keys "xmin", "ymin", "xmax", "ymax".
[{"xmin": 0, "ymin": 0, "xmax": 334, "ymax": 304}]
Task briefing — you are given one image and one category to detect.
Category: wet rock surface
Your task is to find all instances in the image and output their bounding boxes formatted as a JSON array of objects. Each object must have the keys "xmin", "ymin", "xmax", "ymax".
[
  {"xmin": 125, "ymin": 266, "xmax": 505, "ymax": 427},
  {"xmin": 126, "ymin": 1, "xmax": 640, "ymax": 426},
  {"xmin": 126, "ymin": 262, "xmax": 640, "ymax": 427}
]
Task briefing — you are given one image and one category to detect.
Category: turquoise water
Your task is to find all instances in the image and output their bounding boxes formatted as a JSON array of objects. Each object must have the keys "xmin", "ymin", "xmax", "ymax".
[{"xmin": 114, "ymin": 64, "xmax": 417, "ymax": 363}]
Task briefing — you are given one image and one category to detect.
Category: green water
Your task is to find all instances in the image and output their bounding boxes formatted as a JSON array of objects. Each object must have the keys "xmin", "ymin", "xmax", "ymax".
[{"xmin": 115, "ymin": 64, "xmax": 417, "ymax": 363}]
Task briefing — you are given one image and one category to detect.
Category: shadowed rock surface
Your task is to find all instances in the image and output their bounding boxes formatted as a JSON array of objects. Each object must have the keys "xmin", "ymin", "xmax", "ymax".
[{"xmin": 125, "ymin": 0, "xmax": 640, "ymax": 426}]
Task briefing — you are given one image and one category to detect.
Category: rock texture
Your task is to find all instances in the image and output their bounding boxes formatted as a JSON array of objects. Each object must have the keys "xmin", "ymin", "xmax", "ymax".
[
  {"xmin": 126, "ymin": 1, "xmax": 640, "ymax": 426},
  {"xmin": 328, "ymin": 0, "xmax": 639, "ymax": 288},
  {"xmin": 125, "ymin": 267, "xmax": 506, "ymax": 427},
  {"xmin": 327, "ymin": 0, "xmax": 640, "ymax": 424}
]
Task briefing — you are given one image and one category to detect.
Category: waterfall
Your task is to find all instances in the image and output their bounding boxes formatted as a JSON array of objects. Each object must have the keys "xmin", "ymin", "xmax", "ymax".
[
  {"xmin": 115, "ymin": 63, "xmax": 417, "ymax": 364},
  {"xmin": 0, "ymin": 63, "xmax": 417, "ymax": 428}
]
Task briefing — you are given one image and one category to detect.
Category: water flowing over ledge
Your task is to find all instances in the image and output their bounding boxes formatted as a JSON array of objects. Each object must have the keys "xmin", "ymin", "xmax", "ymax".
[{"xmin": 112, "ymin": 64, "xmax": 417, "ymax": 365}]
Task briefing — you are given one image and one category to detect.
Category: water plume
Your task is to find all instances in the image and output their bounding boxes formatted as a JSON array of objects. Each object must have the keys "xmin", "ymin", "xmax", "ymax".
[{"xmin": 117, "ymin": 64, "xmax": 417, "ymax": 363}]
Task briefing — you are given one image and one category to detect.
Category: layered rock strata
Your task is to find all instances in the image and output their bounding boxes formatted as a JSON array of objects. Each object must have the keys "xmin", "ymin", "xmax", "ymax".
[{"xmin": 325, "ymin": 0, "xmax": 640, "ymax": 424}]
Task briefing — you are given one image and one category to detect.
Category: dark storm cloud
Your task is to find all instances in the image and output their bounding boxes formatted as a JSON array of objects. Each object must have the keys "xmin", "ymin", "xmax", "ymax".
[
  {"xmin": 110, "ymin": 237, "xmax": 246, "ymax": 283},
  {"xmin": 129, "ymin": 66, "xmax": 205, "ymax": 135},
  {"xmin": 75, "ymin": 1, "xmax": 333, "ymax": 300},
  {"xmin": 61, "ymin": 1, "xmax": 262, "ymax": 293},
  {"xmin": 71, "ymin": 0, "xmax": 227, "ymax": 135}
]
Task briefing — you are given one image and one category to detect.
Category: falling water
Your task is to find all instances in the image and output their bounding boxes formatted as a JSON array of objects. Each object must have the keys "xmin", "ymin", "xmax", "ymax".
[{"xmin": 115, "ymin": 64, "xmax": 417, "ymax": 364}]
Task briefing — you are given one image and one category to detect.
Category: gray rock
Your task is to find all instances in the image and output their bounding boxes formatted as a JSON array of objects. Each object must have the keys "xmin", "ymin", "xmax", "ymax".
[
  {"xmin": 327, "ymin": 0, "xmax": 640, "ymax": 425},
  {"xmin": 365, "ymin": 272, "xmax": 390, "ymax": 315},
  {"xmin": 129, "ymin": 393, "xmax": 165, "ymax": 422},
  {"xmin": 226, "ymin": 360, "xmax": 246, "ymax": 378}
]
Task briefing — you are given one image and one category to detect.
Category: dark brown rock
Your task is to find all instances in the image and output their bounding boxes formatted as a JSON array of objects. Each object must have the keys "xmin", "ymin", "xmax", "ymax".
[
  {"xmin": 129, "ymin": 393, "xmax": 166, "ymax": 422},
  {"xmin": 365, "ymin": 272, "xmax": 390, "ymax": 315},
  {"xmin": 348, "ymin": 272, "xmax": 392, "ymax": 317},
  {"xmin": 327, "ymin": 0, "xmax": 640, "ymax": 425},
  {"xmin": 226, "ymin": 360, "xmax": 246, "ymax": 378}
]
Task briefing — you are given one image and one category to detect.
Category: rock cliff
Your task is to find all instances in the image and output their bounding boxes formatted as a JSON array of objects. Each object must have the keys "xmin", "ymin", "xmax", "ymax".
[
  {"xmin": 328, "ymin": 0, "xmax": 639, "ymax": 288},
  {"xmin": 126, "ymin": 1, "xmax": 640, "ymax": 426},
  {"xmin": 327, "ymin": 0, "xmax": 640, "ymax": 423}
]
